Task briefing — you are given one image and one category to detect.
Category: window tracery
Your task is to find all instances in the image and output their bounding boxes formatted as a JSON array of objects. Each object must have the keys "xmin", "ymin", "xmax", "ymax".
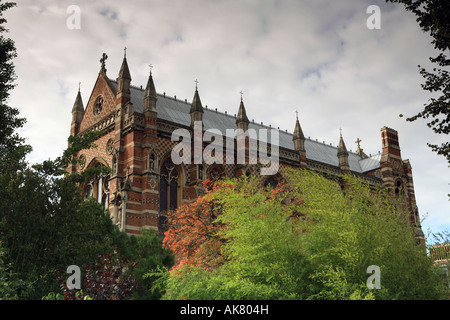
[
  {"xmin": 83, "ymin": 163, "xmax": 111, "ymax": 210},
  {"xmin": 159, "ymin": 159, "xmax": 179, "ymax": 212},
  {"xmin": 93, "ymin": 95, "xmax": 104, "ymax": 115},
  {"xmin": 106, "ymin": 138, "xmax": 114, "ymax": 155}
]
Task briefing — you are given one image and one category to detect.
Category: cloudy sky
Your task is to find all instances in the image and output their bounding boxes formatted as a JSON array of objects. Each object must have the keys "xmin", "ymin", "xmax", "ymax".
[{"xmin": 5, "ymin": 0, "xmax": 449, "ymax": 240}]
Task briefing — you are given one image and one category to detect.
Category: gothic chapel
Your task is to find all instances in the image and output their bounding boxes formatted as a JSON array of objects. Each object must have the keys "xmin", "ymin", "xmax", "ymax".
[{"xmin": 67, "ymin": 52, "xmax": 424, "ymax": 242}]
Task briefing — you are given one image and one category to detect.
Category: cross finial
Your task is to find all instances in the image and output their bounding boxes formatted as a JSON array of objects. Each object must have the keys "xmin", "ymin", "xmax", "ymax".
[
  {"xmin": 339, "ymin": 127, "xmax": 343, "ymax": 137},
  {"xmin": 355, "ymin": 138, "xmax": 362, "ymax": 149},
  {"xmin": 149, "ymin": 64, "xmax": 153, "ymax": 75},
  {"xmin": 295, "ymin": 110, "xmax": 299, "ymax": 120},
  {"xmin": 124, "ymin": 46, "xmax": 127, "ymax": 58},
  {"xmin": 240, "ymin": 90, "xmax": 244, "ymax": 101},
  {"xmin": 194, "ymin": 79, "xmax": 199, "ymax": 90},
  {"xmin": 78, "ymin": 81, "xmax": 81, "ymax": 92},
  {"xmin": 100, "ymin": 53, "xmax": 108, "ymax": 73}
]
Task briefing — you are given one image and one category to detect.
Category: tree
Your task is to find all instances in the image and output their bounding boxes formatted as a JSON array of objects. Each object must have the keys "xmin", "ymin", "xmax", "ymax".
[
  {"xmin": 121, "ymin": 228, "xmax": 174, "ymax": 300},
  {"xmin": 58, "ymin": 254, "xmax": 135, "ymax": 300},
  {"xmin": 162, "ymin": 171, "xmax": 446, "ymax": 300},
  {"xmin": 388, "ymin": 0, "xmax": 450, "ymax": 162},
  {"xmin": 54, "ymin": 228, "xmax": 174, "ymax": 300},
  {"xmin": 288, "ymin": 170, "xmax": 444, "ymax": 300},
  {"xmin": 0, "ymin": 130, "xmax": 175, "ymax": 299},
  {"xmin": 0, "ymin": 59, "xmax": 122, "ymax": 298},
  {"xmin": 163, "ymin": 179, "xmax": 227, "ymax": 272},
  {"xmin": 0, "ymin": 239, "xmax": 31, "ymax": 299},
  {"xmin": 0, "ymin": 1, "xmax": 172, "ymax": 300},
  {"xmin": 0, "ymin": 164, "xmax": 118, "ymax": 298},
  {"xmin": 0, "ymin": 0, "xmax": 30, "ymax": 186},
  {"xmin": 163, "ymin": 176, "xmax": 310, "ymax": 300}
]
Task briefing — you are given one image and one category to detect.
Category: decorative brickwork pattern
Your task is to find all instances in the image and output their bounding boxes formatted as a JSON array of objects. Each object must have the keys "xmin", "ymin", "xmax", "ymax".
[{"xmin": 67, "ymin": 54, "xmax": 424, "ymax": 242}]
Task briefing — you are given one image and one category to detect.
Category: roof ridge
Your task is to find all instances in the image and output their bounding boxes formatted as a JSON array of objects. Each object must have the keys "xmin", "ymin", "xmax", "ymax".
[
  {"xmin": 110, "ymin": 77, "xmax": 372, "ymax": 159},
  {"xmin": 110, "ymin": 78, "xmax": 191, "ymax": 104}
]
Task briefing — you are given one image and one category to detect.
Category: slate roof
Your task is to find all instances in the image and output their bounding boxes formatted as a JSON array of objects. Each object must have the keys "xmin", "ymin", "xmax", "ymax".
[{"xmin": 110, "ymin": 80, "xmax": 381, "ymax": 173}]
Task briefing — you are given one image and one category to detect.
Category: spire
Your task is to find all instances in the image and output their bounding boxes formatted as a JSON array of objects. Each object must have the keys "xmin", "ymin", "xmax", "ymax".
[
  {"xmin": 236, "ymin": 92, "xmax": 249, "ymax": 127},
  {"xmin": 118, "ymin": 56, "xmax": 132, "ymax": 81},
  {"xmin": 71, "ymin": 85, "xmax": 84, "ymax": 114},
  {"xmin": 144, "ymin": 65, "xmax": 157, "ymax": 113},
  {"xmin": 337, "ymin": 129, "xmax": 349, "ymax": 172},
  {"xmin": 190, "ymin": 80, "xmax": 203, "ymax": 126},
  {"xmin": 292, "ymin": 111, "xmax": 307, "ymax": 167},
  {"xmin": 145, "ymin": 72, "xmax": 156, "ymax": 96},
  {"xmin": 71, "ymin": 86, "xmax": 84, "ymax": 136},
  {"xmin": 337, "ymin": 130, "xmax": 349, "ymax": 157},
  {"xmin": 293, "ymin": 111, "xmax": 305, "ymax": 141},
  {"xmin": 117, "ymin": 49, "xmax": 131, "ymax": 93},
  {"xmin": 190, "ymin": 83, "xmax": 204, "ymax": 114}
]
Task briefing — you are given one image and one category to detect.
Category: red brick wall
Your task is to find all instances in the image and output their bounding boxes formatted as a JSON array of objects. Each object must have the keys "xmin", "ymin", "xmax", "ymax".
[{"xmin": 79, "ymin": 76, "xmax": 117, "ymax": 133}]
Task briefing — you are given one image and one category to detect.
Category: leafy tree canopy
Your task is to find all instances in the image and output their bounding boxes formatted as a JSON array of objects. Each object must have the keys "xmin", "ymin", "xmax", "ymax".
[
  {"xmin": 388, "ymin": 0, "xmax": 450, "ymax": 162},
  {"xmin": 163, "ymin": 171, "xmax": 446, "ymax": 300}
]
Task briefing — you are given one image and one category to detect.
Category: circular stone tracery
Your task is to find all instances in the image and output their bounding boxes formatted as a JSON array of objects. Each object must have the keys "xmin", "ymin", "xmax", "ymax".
[{"xmin": 93, "ymin": 95, "xmax": 104, "ymax": 115}]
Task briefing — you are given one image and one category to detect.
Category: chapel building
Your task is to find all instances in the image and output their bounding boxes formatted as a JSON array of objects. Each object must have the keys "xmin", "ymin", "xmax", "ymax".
[{"xmin": 67, "ymin": 52, "xmax": 424, "ymax": 242}]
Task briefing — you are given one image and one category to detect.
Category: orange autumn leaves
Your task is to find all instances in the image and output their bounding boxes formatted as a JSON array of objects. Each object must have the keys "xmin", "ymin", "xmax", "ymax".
[
  {"xmin": 163, "ymin": 179, "xmax": 225, "ymax": 271},
  {"xmin": 162, "ymin": 177, "xmax": 302, "ymax": 272}
]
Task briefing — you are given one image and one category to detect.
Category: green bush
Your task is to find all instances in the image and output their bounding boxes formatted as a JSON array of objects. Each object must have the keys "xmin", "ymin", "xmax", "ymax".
[{"xmin": 163, "ymin": 171, "xmax": 446, "ymax": 300}]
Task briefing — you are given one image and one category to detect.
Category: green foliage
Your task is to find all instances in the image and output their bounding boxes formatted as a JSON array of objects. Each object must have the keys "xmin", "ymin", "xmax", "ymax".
[
  {"xmin": 289, "ymin": 170, "xmax": 443, "ymax": 300},
  {"xmin": 124, "ymin": 229, "xmax": 174, "ymax": 300},
  {"xmin": 0, "ymin": 1, "xmax": 27, "ymax": 161},
  {"xmin": 308, "ymin": 265, "xmax": 376, "ymax": 300},
  {"xmin": 164, "ymin": 265, "xmax": 298, "ymax": 300},
  {"xmin": 0, "ymin": 0, "xmax": 173, "ymax": 300},
  {"xmin": 164, "ymin": 171, "xmax": 445, "ymax": 300},
  {"xmin": 41, "ymin": 292, "xmax": 64, "ymax": 300},
  {"xmin": 164, "ymin": 176, "xmax": 311, "ymax": 300},
  {"xmin": 52, "ymin": 229, "xmax": 173, "ymax": 300},
  {"xmin": 143, "ymin": 265, "xmax": 171, "ymax": 299},
  {"xmin": 0, "ymin": 240, "xmax": 32, "ymax": 299},
  {"xmin": 387, "ymin": 0, "xmax": 450, "ymax": 162},
  {"xmin": 0, "ymin": 169, "xmax": 119, "ymax": 299},
  {"xmin": 0, "ymin": 88, "xmax": 117, "ymax": 299}
]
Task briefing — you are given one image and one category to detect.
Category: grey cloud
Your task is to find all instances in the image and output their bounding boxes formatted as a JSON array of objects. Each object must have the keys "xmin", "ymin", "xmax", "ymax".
[{"xmin": 5, "ymin": 0, "xmax": 449, "ymax": 237}]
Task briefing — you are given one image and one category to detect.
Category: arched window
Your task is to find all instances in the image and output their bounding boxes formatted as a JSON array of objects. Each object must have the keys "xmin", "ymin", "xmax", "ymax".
[
  {"xmin": 159, "ymin": 159, "xmax": 180, "ymax": 233},
  {"xmin": 159, "ymin": 159, "xmax": 179, "ymax": 212},
  {"xmin": 394, "ymin": 178, "xmax": 408, "ymax": 208},
  {"xmin": 112, "ymin": 155, "xmax": 118, "ymax": 175},
  {"xmin": 101, "ymin": 175, "xmax": 111, "ymax": 209},
  {"xmin": 85, "ymin": 182, "xmax": 93, "ymax": 198},
  {"xmin": 83, "ymin": 162, "xmax": 111, "ymax": 210},
  {"xmin": 198, "ymin": 164, "xmax": 204, "ymax": 180},
  {"xmin": 148, "ymin": 150, "xmax": 158, "ymax": 172},
  {"xmin": 394, "ymin": 179, "xmax": 404, "ymax": 196}
]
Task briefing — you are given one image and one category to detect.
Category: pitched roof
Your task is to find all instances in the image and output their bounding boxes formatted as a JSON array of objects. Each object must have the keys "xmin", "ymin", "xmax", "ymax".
[
  {"xmin": 118, "ymin": 57, "xmax": 132, "ymax": 81},
  {"xmin": 110, "ymin": 80, "xmax": 380, "ymax": 173},
  {"xmin": 71, "ymin": 90, "xmax": 84, "ymax": 113},
  {"xmin": 190, "ymin": 89, "xmax": 204, "ymax": 114}
]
